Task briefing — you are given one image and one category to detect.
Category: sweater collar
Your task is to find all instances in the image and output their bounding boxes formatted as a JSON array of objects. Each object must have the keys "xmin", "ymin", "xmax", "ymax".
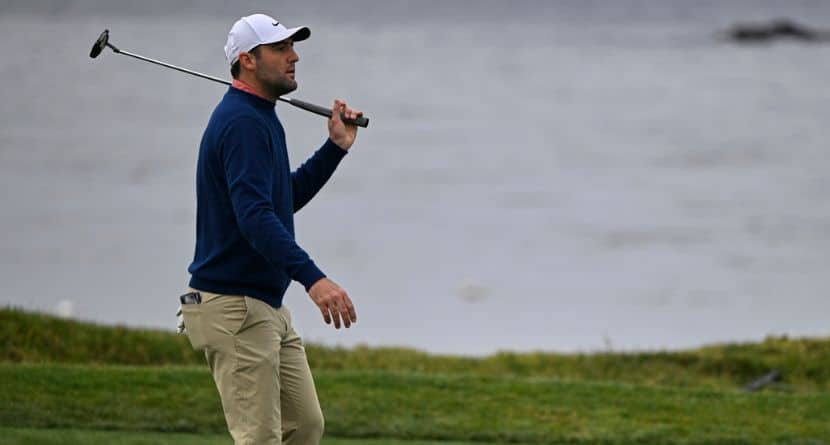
[
  {"xmin": 229, "ymin": 80, "xmax": 277, "ymax": 110},
  {"xmin": 231, "ymin": 79, "xmax": 272, "ymax": 102}
]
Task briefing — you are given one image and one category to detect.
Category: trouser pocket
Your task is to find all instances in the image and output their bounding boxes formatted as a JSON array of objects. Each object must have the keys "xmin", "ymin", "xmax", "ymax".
[{"xmin": 181, "ymin": 304, "xmax": 207, "ymax": 350}]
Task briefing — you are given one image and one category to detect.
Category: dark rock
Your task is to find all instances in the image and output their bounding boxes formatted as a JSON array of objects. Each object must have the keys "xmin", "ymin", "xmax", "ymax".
[{"xmin": 724, "ymin": 19, "xmax": 830, "ymax": 43}]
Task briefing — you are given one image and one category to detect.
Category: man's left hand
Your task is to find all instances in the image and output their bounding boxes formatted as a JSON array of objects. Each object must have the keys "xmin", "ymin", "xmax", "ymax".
[{"xmin": 328, "ymin": 99, "xmax": 362, "ymax": 150}]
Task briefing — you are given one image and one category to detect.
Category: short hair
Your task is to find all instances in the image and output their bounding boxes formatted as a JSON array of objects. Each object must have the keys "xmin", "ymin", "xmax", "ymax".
[{"xmin": 230, "ymin": 46, "xmax": 261, "ymax": 79}]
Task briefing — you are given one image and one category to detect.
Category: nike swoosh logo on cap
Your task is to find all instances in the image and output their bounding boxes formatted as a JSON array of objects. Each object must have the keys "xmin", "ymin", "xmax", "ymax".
[{"xmin": 272, "ymin": 22, "xmax": 280, "ymax": 26}]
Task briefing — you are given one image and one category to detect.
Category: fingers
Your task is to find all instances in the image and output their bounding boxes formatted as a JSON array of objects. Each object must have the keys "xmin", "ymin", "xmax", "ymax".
[
  {"xmin": 309, "ymin": 278, "xmax": 357, "ymax": 330},
  {"xmin": 319, "ymin": 305, "xmax": 331, "ymax": 325},
  {"xmin": 331, "ymin": 301, "xmax": 342, "ymax": 329},
  {"xmin": 331, "ymin": 99, "xmax": 344, "ymax": 124},
  {"xmin": 332, "ymin": 98, "xmax": 363, "ymax": 124},
  {"xmin": 337, "ymin": 298, "xmax": 351, "ymax": 329},
  {"xmin": 319, "ymin": 302, "xmax": 342, "ymax": 328},
  {"xmin": 329, "ymin": 292, "xmax": 351, "ymax": 329},
  {"xmin": 344, "ymin": 294, "xmax": 357, "ymax": 325}
]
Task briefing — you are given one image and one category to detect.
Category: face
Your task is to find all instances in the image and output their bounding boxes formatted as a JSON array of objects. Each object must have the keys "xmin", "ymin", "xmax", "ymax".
[{"xmin": 244, "ymin": 39, "xmax": 299, "ymax": 97}]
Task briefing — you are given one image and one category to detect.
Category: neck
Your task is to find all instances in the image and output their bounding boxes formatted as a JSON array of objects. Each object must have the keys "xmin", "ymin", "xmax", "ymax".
[{"xmin": 232, "ymin": 77, "xmax": 276, "ymax": 103}]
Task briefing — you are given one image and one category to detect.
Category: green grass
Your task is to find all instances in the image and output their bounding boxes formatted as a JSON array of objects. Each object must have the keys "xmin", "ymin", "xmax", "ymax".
[
  {"xmin": 4, "ymin": 307, "xmax": 830, "ymax": 391},
  {"xmin": 2, "ymin": 307, "xmax": 829, "ymax": 444},
  {"xmin": 1, "ymin": 363, "xmax": 828, "ymax": 444},
  {"xmin": 0, "ymin": 427, "xmax": 507, "ymax": 445},
  {"xmin": 0, "ymin": 428, "xmax": 232, "ymax": 445},
  {"xmin": 0, "ymin": 307, "xmax": 203, "ymax": 366}
]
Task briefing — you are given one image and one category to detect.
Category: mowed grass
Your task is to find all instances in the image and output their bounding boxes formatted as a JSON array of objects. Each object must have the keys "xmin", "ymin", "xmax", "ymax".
[
  {"xmin": 0, "ymin": 428, "xmax": 509, "ymax": 445},
  {"xmin": 2, "ymin": 307, "xmax": 829, "ymax": 444},
  {"xmin": 1, "ymin": 363, "xmax": 828, "ymax": 444}
]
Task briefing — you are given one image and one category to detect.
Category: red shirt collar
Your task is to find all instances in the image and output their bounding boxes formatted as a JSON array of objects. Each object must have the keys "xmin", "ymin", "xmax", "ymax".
[{"xmin": 231, "ymin": 79, "xmax": 273, "ymax": 102}]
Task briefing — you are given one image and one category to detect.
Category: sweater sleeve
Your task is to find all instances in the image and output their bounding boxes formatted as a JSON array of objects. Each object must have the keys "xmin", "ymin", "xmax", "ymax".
[
  {"xmin": 291, "ymin": 138, "xmax": 347, "ymax": 212},
  {"xmin": 221, "ymin": 117, "xmax": 326, "ymax": 290}
]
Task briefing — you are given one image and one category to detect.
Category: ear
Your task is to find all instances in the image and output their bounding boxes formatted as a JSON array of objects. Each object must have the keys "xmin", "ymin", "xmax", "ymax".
[{"xmin": 239, "ymin": 52, "xmax": 257, "ymax": 72}]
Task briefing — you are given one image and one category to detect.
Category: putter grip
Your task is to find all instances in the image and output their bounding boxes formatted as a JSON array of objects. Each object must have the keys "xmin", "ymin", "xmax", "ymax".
[{"xmin": 287, "ymin": 98, "xmax": 370, "ymax": 128}]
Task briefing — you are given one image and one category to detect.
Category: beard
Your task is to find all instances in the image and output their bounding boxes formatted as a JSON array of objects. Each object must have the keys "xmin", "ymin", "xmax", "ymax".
[{"xmin": 257, "ymin": 69, "xmax": 297, "ymax": 98}]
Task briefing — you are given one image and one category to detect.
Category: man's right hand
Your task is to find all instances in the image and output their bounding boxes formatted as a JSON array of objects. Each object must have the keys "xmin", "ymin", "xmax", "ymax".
[{"xmin": 308, "ymin": 278, "xmax": 357, "ymax": 329}]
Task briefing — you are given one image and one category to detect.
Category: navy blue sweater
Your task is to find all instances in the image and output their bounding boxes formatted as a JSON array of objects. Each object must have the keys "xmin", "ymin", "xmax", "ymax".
[{"xmin": 188, "ymin": 87, "xmax": 347, "ymax": 307}]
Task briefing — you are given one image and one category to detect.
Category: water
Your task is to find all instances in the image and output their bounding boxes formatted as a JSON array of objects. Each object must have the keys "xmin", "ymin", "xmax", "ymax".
[{"xmin": 2, "ymin": 1, "xmax": 829, "ymax": 355}]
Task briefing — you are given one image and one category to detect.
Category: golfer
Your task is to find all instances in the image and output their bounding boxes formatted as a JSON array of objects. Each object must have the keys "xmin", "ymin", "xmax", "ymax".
[{"xmin": 182, "ymin": 13, "xmax": 359, "ymax": 445}]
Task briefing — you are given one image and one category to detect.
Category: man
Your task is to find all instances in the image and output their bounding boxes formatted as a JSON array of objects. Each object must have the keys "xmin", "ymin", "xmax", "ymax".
[{"xmin": 181, "ymin": 13, "xmax": 360, "ymax": 445}]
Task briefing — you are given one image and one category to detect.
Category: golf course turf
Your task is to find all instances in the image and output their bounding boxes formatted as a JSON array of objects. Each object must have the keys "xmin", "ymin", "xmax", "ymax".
[{"xmin": 1, "ymin": 308, "xmax": 828, "ymax": 444}]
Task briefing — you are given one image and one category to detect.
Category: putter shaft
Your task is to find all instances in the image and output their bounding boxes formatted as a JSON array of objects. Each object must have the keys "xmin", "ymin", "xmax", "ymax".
[
  {"xmin": 113, "ymin": 45, "xmax": 232, "ymax": 86},
  {"xmin": 94, "ymin": 31, "xmax": 369, "ymax": 128}
]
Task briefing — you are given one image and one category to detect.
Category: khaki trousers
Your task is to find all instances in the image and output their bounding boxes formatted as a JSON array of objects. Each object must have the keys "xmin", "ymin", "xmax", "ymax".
[{"xmin": 182, "ymin": 289, "xmax": 324, "ymax": 445}]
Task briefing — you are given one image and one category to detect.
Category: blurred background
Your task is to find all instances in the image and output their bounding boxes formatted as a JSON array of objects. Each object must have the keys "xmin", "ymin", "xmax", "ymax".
[{"xmin": 1, "ymin": 0, "xmax": 828, "ymax": 355}]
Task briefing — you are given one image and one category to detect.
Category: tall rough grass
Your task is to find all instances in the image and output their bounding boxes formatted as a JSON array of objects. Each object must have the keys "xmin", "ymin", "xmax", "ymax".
[{"xmin": 3, "ymin": 307, "xmax": 828, "ymax": 390}]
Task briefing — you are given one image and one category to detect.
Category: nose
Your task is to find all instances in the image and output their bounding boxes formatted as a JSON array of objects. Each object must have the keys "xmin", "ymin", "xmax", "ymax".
[{"xmin": 289, "ymin": 47, "xmax": 299, "ymax": 63}]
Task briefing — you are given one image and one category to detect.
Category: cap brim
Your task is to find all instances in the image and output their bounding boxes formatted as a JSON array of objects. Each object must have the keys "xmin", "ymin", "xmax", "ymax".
[
  {"xmin": 259, "ymin": 26, "xmax": 310, "ymax": 46},
  {"xmin": 286, "ymin": 26, "xmax": 310, "ymax": 42}
]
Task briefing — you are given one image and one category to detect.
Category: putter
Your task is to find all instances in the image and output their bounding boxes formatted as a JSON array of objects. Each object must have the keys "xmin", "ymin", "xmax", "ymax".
[{"xmin": 90, "ymin": 29, "xmax": 369, "ymax": 128}]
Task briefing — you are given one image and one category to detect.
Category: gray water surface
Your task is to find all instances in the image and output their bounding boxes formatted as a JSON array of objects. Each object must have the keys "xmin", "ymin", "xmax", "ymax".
[{"xmin": 1, "ymin": 1, "xmax": 829, "ymax": 354}]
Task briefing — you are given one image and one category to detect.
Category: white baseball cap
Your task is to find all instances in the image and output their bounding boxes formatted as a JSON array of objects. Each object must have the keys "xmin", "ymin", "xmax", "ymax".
[{"xmin": 224, "ymin": 13, "xmax": 310, "ymax": 66}]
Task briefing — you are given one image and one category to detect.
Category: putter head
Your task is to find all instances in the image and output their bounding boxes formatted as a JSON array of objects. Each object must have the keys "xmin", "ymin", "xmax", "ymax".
[{"xmin": 89, "ymin": 29, "xmax": 109, "ymax": 58}]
